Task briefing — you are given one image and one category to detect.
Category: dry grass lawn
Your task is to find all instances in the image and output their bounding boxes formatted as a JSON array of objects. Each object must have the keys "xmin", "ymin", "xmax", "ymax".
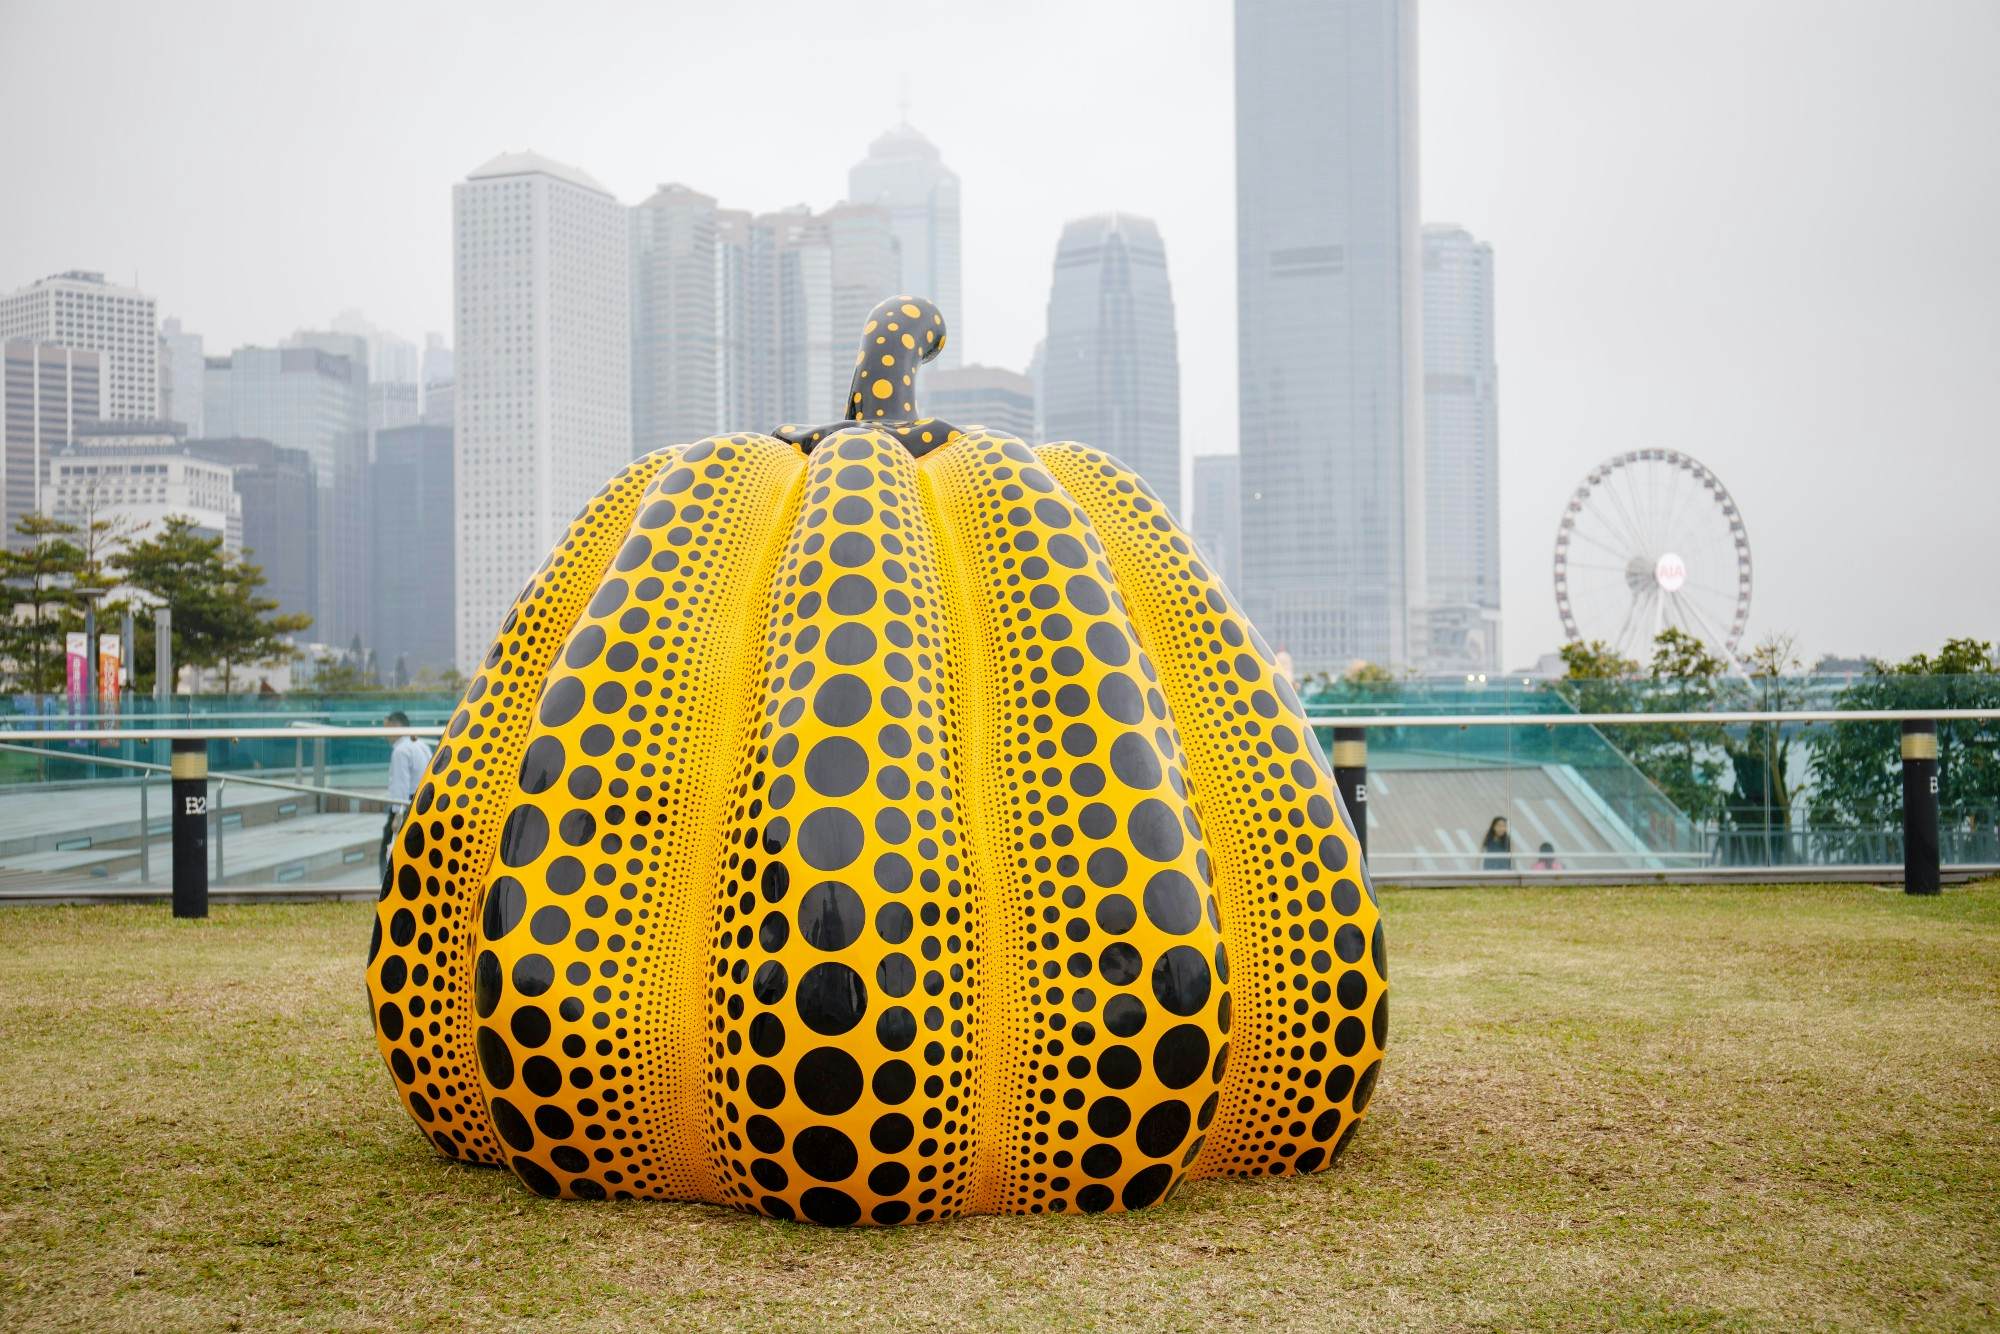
[{"xmin": 0, "ymin": 883, "xmax": 1995, "ymax": 1331}]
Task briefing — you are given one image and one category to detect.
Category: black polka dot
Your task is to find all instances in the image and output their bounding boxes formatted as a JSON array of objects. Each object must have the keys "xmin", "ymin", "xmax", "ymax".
[
  {"xmin": 1081, "ymin": 1143, "xmax": 1122, "ymax": 1179},
  {"xmin": 475, "ymin": 1025, "xmax": 514, "ymax": 1088},
  {"xmin": 1127, "ymin": 799, "xmax": 1184, "ymax": 861},
  {"xmin": 509, "ymin": 1004, "xmax": 550, "ymax": 1049},
  {"xmin": 804, "ymin": 737, "xmax": 869, "ymax": 798},
  {"xmin": 1152, "ymin": 1023, "xmax": 1210, "ymax": 1089},
  {"xmin": 517, "ymin": 737, "xmax": 565, "ymax": 794},
  {"xmin": 827, "ymin": 574, "xmax": 876, "ymax": 615},
  {"xmin": 482, "ymin": 877, "xmax": 526, "ymax": 940},
  {"xmin": 529, "ymin": 905, "xmax": 569, "ymax": 946},
  {"xmin": 538, "ymin": 676, "xmax": 584, "ymax": 727},
  {"xmin": 474, "ymin": 950, "xmax": 503, "ymax": 1017},
  {"xmin": 1135, "ymin": 1100, "xmax": 1190, "ymax": 1158},
  {"xmin": 1095, "ymin": 894, "xmax": 1137, "ymax": 934},
  {"xmin": 813, "ymin": 674, "xmax": 871, "ymax": 726},
  {"xmin": 1086, "ymin": 621, "xmax": 1130, "ymax": 665},
  {"xmin": 792, "ymin": 1126, "xmax": 859, "ymax": 1181},
  {"xmin": 798, "ymin": 881, "xmax": 866, "ymax": 951},
  {"xmin": 1098, "ymin": 942, "xmax": 1142, "ymax": 985},
  {"xmin": 511, "ymin": 953, "xmax": 554, "ymax": 997},
  {"xmin": 1109, "ymin": 734, "xmax": 1161, "ymax": 789},
  {"xmin": 1150, "ymin": 945, "xmax": 1211, "ymax": 1015},
  {"xmin": 1142, "ymin": 869, "xmax": 1203, "ymax": 935},
  {"xmin": 1097, "ymin": 1045, "xmax": 1141, "ymax": 1089},
  {"xmin": 1097, "ymin": 674, "xmax": 1144, "ymax": 724},
  {"xmin": 799, "ymin": 1186, "xmax": 861, "ymax": 1225},
  {"xmin": 829, "ymin": 532, "xmax": 874, "ymax": 567},
  {"xmin": 796, "ymin": 962, "xmax": 868, "ymax": 1035},
  {"xmin": 826, "ymin": 623, "xmax": 877, "ymax": 665},
  {"xmin": 1121, "ymin": 1162, "xmax": 1174, "ymax": 1210},
  {"xmin": 490, "ymin": 1096, "xmax": 534, "ymax": 1150},
  {"xmin": 1088, "ymin": 1095, "xmax": 1131, "ymax": 1136},
  {"xmin": 1103, "ymin": 994, "xmax": 1147, "ymax": 1036},
  {"xmin": 798, "ymin": 809, "xmax": 864, "ymax": 870},
  {"xmin": 497, "ymin": 805, "xmax": 548, "ymax": 868},
  {"xmin": 795, "ymin": 1047, "xmax": 864, "ymax": 1116}
]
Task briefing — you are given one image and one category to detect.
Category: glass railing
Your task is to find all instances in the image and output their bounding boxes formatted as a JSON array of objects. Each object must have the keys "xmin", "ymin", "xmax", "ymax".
[{"xmin": 0, "ymin": 681, "xmax": 1990, "ymax": 894}]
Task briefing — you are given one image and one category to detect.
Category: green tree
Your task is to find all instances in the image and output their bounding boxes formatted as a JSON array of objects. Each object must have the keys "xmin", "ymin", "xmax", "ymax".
[
  {"xmin": 0, "ymin": 514, "xmax": 90, "ymax": 692},
  {"xmin": 1554, "ymin": 639, "xmax": 1640, "ymax": 716},
  {"xmin": 1628, "ymin": 628, "xmax": 1731, "ymax": 828},
  {"xmin": 1805, "ymin": 638, "xmax": 2000, "ymax": 857},
  {"xmin": 114, "ymin": 516, "xmax": 311, "ymax": 693},
  {"xmin": 1722, "ymin": 635, "xmax": 1807, "ymax": 864}
]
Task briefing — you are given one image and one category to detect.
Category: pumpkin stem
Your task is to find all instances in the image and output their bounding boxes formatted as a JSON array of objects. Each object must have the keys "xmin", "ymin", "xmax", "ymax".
[{"xmin": 844, "ymin": 296, "xmax": 948, "ymax": 423}]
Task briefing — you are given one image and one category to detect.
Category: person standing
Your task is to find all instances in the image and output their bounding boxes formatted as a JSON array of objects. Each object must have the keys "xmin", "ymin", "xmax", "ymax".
[
  {"xmin": 380, "ymin": 711, "xmax": 433, "ymax": 883},
  {"xmin": 1480, "ymin": 816, "xmax": 1512, "ymax": 871}
]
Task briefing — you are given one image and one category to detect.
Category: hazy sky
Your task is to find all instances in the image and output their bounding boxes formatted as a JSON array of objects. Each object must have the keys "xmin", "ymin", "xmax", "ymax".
[{"xmin": 2, "ymin": 0, "xmax": 1995, "ymax": 668}]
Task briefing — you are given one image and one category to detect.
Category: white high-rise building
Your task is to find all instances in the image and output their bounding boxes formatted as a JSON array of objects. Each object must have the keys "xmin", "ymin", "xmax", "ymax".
[
  {"xmin": 1417, "ymin": 224, "xmax": 1500, "ymax": 673},
  {"xmin": 453, "ymin": 151, "xmax": 630, "ymax": 671},
  {"xmin": 631, "ymin": 183, "xmax": 721, "ymax": 452},
  {"xmin": 159, "ymin": 317, "xmax": 205, "ymax": 435},
  {"xmin": 0, "ymin": 271, "xmax": 159, "ymax": 421},
  {"xmin": 848, "ymin": 124, "xmax": 962, "ymax": 366},
  {"xmin": 1236, "ymin": 0, "xmax": 1422, "ymax": 674}
]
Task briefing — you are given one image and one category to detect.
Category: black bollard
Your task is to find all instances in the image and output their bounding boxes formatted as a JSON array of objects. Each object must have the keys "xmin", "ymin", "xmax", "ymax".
[
  {"xmin": 171, "ymin": 737, "xmax": 209, "ymax": 918},
  {"xmin": 1333, "ymin": 726, "xmax": 1368, "ymax": 861},
  {"xmin": 1901, "ymin": 720, "xmax": 1939, "ymax": 896}
]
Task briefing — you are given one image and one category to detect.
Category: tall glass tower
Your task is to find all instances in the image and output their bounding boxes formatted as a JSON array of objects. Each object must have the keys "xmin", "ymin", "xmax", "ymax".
[
  {"xmin": 1419, "ymin": 224, "xmax": 1500, "ymax": 672},
  {"xmin": 1042, "ymin": 214, "xmax": 1183, "ymax": 515},
  {"xmin": 848, "ymin": 124, "xmax": 962, "ymax": 367},
  {"xmin": 1235, "ymin": 0, "xmax": 1421, "ymax": 674}
]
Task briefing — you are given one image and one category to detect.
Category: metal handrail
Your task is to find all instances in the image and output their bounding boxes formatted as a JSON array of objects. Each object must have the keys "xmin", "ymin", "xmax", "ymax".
[
  {"xmin": 0, "ymin": 710, "xmax": 340, "ymax": 725},
  {"xmin": 1297, "ymin": 709, "xmax": 1997, "ymax": 727},
  {"xmin": 0, "ymin": 741, "xmax": 380, "ymax": 803},
  {"xmin": 0, "ymin": 707, "xmax": 1985, "ymax": 745}
]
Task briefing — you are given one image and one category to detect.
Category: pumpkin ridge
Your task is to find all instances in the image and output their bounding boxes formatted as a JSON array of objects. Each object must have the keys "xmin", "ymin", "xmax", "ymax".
[
  {"xmin": 1035, "ymin": 442, "xmax": 1387, "ymax": 1182},
  {"xmin": 926, "ymin": 431, "xmax": 1229, "ymax": 1217},
  {"xmin": 704, "ymin": 429, "xmax": 979, "ymax": 1225},
  {"xmin": 369, "ymin": 449, "xmax": 672, "ymax": 1172},
  {"xmin": 919, "ymin": 432, "xmax": 1018, "ymax": 1215}
]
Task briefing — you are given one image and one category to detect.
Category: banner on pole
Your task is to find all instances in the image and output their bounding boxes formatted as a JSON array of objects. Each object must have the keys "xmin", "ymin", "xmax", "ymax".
[
  {"xmin": 98, "ymin": 636, "xmax": 122, "ymax": 711},
  {"xmin": 65, "ymin": 632, "xmax": 88, "ymax": 712}
]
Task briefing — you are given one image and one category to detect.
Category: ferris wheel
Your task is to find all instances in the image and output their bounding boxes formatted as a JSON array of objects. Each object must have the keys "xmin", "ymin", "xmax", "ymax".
[{"xmin": 1552, "ymin": 449, "xmax": 1753, "ymax": 664}]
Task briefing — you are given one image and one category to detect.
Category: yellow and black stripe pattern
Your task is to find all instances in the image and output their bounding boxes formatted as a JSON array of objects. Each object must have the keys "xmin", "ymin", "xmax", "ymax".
[{"xmin": 366, "ymin": 300, "xmax": 1384, "ymax": 1223}]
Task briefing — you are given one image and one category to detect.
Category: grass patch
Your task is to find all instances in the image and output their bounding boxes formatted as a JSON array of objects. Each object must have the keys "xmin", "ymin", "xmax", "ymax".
[{"xmin": 0, "ymin": 883, "xmax": 1994, "ymax": 1331}]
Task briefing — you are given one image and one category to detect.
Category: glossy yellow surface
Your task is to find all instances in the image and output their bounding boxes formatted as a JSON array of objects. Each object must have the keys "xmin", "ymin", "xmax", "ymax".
[{"xmin": 367, "ymin": 429, "xmax": 1386, "ymax": 1224}]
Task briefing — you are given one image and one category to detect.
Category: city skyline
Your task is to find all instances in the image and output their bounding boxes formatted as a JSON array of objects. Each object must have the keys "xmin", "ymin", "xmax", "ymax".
[{"xmin": 2, "ymin": 0, "xmax": 1995, "ymax": 668}]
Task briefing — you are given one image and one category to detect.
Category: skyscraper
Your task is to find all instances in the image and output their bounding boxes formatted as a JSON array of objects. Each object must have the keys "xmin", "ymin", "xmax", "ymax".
[
  {"xmin": 1190, "ymin": 454, "xmax": 1243, "ymax": 590},
  {"xmin": 453, "ymin": 151, "xmax": 630, "ymax": 671},
  {"xmin": 1418, "ymin": 224, "xmax": 1500, "ymax": 672},
  {"xmin": 1042, "ymin": 213, "xmax": 1183, "ymax": 514},
  {"xmin": 1235, "ymin": 0, "xmax": 1422, "ymax": 673},
  {"xmin": 0, "ymin": 271, "xmax": 158, "ymax": 421},
  {"xmin": 159, "ymin": 317, "xmax": 205, "ymax": 435},
  {"xmin": 186, "ymin": 436, "xmax": 319, "ymax": 630},
  {"xmin": 372, "ymin": 423, "xmax": 455, "ymax": 676},
  {"xmin": 926, "ymin": 366, "xmax": 1036, "ymax": 439},
  {"xmin": 1, "ymin": 340, "xmax": 99, "ymax": 546},
  {"xmin": 848, "ymin": 124, "xmax": 962, "ymax": 366},
  {"xmin": 631, "ymin": 184, "xmax": 720, "ymax": 452},
  {"xmin": 204, "ymin": 345, "xmax": 368, "ymax": 644}
]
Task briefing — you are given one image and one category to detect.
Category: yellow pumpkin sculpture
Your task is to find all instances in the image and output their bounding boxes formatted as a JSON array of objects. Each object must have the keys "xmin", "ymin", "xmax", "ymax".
[{"xmin": 367, "ymin": 297, "xmax": 1386, "ymax": 1224}]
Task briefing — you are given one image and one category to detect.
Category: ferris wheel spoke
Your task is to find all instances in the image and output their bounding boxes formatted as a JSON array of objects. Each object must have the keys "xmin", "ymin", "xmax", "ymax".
[
  {"xmin": 1617, "ymin": 462, "xmax": 1662, "ymax": 556},
  {"xmin": 1671, "ymin": 591, "xmax": 1745, "ymax": 666},
  {"xmin": 1596, "ymin": 476, "xmax": 1654, "ymax": 558},
  {"xmin": 1565, "ymin": 528, "xmax": 1636, "ymax": 566}
]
